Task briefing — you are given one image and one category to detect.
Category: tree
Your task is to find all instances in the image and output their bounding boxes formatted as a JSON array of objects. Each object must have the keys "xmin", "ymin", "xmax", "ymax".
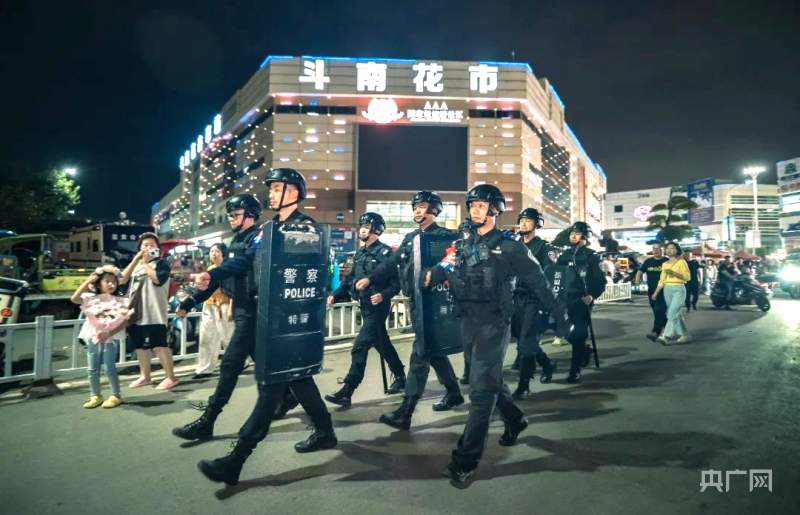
[
  {"xmin": 645, "ymin": 187, "xmax": 699, "ymax": 244},
  {"xmin": 0, "ymin": 162, "xmax": 81, "ymax": 232},
  {"xmin": 599, "ymin": 230, "xmax": 620, "ymax": 253},
  {"xmin": 552, "ymin": 227, "xmax": 572, "ymax": 248}
]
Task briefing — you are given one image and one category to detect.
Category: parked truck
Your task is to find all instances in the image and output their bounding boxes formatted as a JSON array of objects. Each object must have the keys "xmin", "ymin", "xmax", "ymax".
[{"xmin": 69, "ymin": 223, "xmax": 154, "ymax": 269}]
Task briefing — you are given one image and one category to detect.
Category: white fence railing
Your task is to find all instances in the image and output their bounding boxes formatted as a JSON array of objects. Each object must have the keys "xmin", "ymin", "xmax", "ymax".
[
  {"xmin": 0, "ymin": 298, "xmax": 414, "ymax": 386},
  {"xmin": 595, "ymin": 282, "xmax": 633, "ymax": 304},
  {"xmin": 0, "ymin": 282, "xmax": 630, "ymax": 388}
]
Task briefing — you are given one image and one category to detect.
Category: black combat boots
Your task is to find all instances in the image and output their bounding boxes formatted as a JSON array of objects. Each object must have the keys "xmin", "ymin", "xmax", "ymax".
[
  {"xmin": 386, "ymin": 373, "xmax": 406, "ymax": 395},
  {"xmin": 379, "ymin": 396, "xmax": 418, "ymax": 430},
  {"xmin": 172, "ymin": 407, "xmax": 220, "ymax": 441},
  {"xmin": 539, "ymin": 361, "xmax": 557, "ymax": 384},
  {"xmin": 432, "ymin": 392, "xmax": 465, "ymax": 412},
  {"xmin": 197, "ymin": 439, "xmax": 253, "ymax": 486},
  {"xmin": 294, "ymin": 418, "xmax": 338, "ymax": 453},
  {"xmin": 499, "ymin": 417, "xmax": 529, "ymax": 446},
  {"xmin": 325, "ymin": 382, "xmax": 355, "ymax": 406},
  {"xmin": 512, "ymin": 381, "xmax": 530, "ymax": 400}
]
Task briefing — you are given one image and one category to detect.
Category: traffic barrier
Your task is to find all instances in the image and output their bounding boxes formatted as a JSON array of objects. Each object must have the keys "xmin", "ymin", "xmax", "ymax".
[
  {"xmin": 595, "ymin": 282, "xmax": 632, "ymax": 303},
  {"xmin": 0, "ymin": 299, "xmax": 414, "ymax": 387}
]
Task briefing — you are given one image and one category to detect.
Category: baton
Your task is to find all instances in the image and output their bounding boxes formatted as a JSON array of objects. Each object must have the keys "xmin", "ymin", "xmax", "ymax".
[
  {"xmin": 586, "ymin": 304, "xmax": 600, "ymax": 368},
  {"xmin": 572, "ymin": 250, "xmax": 601, "ymax": 369}
]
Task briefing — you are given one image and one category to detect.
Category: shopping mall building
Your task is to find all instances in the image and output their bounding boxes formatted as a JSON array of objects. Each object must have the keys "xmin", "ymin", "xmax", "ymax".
[{"xmin": 151, "ymin": 55, "xmax": 607, "ymax": 250}]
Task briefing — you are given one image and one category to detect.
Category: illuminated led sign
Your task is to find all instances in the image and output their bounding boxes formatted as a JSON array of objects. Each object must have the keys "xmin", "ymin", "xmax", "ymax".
[
  {"xmin": 179, "ymin": 113, "xmax": 223, "ymax": 169},
  {"xmin": 407, "ymin": 101, "xmax": 463, "ymax": 123},
  {"xmin": 361, "ymin": 98, "xmax": 404, "ymax": 124},
  {"xmin": 633, "ymin": 205, "xmax": 654, "ymax": 222}
]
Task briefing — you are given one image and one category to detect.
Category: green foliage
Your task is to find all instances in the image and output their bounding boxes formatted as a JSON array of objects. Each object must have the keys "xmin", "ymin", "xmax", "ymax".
[
  {"xmin": 552, "ymin": 227, "xmax": 572, "ymax": 248},
  {"xmin": 645, "ymin": 189, "xmax": 700, "ymax": 244},
  {"xmin": 0, "ymin": 162, "xmax": 81, "ymax": 232}
]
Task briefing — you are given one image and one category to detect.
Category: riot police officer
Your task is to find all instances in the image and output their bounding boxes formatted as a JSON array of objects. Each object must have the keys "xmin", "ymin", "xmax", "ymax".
[
  {"xmin": 172, "ymin": 193, "xmax": 263, "ymax": 442},
  {"xmin": 325, "ymin": 212, "xmax": 406, "ymax": 406},
  {"xmin": 355, "ymin": 191, "xmax": 464, "ymax": 430},
  {"xmin": 556, "ymin": 222, "xmax": 607, "ymax": 383},
  {"xmin": 510, "ymin": 208, "xmax": 558, "ymax": 398},
  {"xmin": 191, "ymin": 169, "xmax": 337, "ymax": 486},
  {"xmin": 425, "ymin": 185, "xmax": 568, "ymax": 483}
]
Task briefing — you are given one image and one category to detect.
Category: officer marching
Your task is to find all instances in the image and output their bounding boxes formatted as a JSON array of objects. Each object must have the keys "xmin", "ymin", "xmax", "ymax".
[
  {"xmin": 355, "ymin": 191, "xmax": 465, "ymax": 430},
  {"xmin": 555, "ymin": 222, "xmax": 607, "ymax": 383},
  {"xmin": 172, "ymin": 193, "xmax": 264, "ymax": 443},
  {"xmin": 325, "ymin": 212, "xmax": 406, "ymax": 406},
  {"xmin": 190, "ymin": 169, "xmax": 337, "ymax": 486},
  {"xmin": 424, "ymin": 185, "xmax": 569, "ymax": 483},
  {"xmin": 510, "ymin": 208, "xmax": 559, "ymax": 399}
]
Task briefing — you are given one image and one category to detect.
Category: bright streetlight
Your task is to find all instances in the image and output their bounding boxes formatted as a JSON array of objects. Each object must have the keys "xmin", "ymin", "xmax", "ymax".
[
  {"xmin": 743, "ymin": 166, "xmax": 766, "ymax": 253},
  {"xmin": 65, "ymin": 167, "xmax": 77, "ymax": 176}
]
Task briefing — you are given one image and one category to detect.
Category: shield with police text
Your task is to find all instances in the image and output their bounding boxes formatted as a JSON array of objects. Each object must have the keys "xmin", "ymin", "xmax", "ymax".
[
  {"xmin": 538, "ymin": 264, "xmax": 573, "ymax": 333},
  {"xmin": 413, "ymin": 232, "xmax": 463, "ymax": 357},
  {"xmin": 255, "ymin": 222, "xmax": 331, "ymax": 385}
]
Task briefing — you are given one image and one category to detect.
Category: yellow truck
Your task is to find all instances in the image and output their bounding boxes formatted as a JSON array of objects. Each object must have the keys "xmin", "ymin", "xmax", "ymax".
[{"xmin": 0, "ymin": 234, "xmax": 92, "ymax": 322}]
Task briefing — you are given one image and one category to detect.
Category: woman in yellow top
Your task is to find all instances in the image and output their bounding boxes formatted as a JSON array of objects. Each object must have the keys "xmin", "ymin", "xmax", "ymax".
[
  {"xmin": 650, "ymin": 242, "xmax": 691, "ymax": 344},
  {"xmin": 193, "ymin": 243, "xmax": 235, "ymax": 379}
]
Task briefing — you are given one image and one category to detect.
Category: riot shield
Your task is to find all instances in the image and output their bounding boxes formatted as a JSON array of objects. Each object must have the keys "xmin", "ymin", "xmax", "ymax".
[
  {"xmin": 255, "ymin": 221, "xmax": 330, "ymax": 385},
  {"xmin": 413, "ymin": 232, "xmax": 462, "ymax": 357},
  {"xmin": 538, "ymin": 264, "xmax": 573, "ymax": 333}
]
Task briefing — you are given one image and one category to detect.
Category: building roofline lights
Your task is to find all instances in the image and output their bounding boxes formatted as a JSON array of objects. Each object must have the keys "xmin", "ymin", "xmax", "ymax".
[
  {"xmin": 301, "ymin": 55, "xmax": 417, "ymax": 63},
  {"xmin": 259, "ymin": 55, "xmax": 537, "ymax": 73},
  {"xmin": 549, "ymin": 84, "xmax": 565, "ymax": 109},
  {"xmin": 479, "ymin": 60, "xmax": 534, "ymax": 74},
  {"xmin": 273, "ymin": 92, "xmax": 527, "ymax": 102},
  {"xmin": 259, "ymin": 55, "xmax": 294, "ymax": 69}
]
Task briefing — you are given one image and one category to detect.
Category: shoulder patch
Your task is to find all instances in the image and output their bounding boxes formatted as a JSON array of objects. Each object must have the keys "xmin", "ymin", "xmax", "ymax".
[{"xmin": 252, "ymin": 230, "xmax": 264, "ymax": 248}]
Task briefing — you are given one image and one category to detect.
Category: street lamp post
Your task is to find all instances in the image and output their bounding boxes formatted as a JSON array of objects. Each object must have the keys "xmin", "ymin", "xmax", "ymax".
[
  {"xmin": 743, "ymin": 166, "xmax": 765, "ymax": 254},
  {"xmin": 65, "ymin": 167, "xmax": 77, "ymax": 177}
]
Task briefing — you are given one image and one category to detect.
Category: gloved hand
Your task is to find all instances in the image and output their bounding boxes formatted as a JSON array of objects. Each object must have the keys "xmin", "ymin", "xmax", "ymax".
[{"xmin": 556, "ymin": 313, "xmax": 572, "ymax": 340}]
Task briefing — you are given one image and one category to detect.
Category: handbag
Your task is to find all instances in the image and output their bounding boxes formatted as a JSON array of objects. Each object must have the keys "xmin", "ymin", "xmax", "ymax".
[{"xmin": 126, "ymin": 275, "xmax": 145, "ymax": 327}]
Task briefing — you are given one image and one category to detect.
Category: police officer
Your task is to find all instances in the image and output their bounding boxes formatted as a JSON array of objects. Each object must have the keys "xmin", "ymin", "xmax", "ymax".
[
  {"xmin": 424, "ymin": 185, "xmax": 568, "ymax": 483},
  {"xmin": 171, "ymin": 193, "xmax": 263, "ymax": 442},
  {"xmin": 324, "ymin": 212, "xmax": 406, "ymax": 406},
  {"xmin": 511, "ymin": 208, "xmax": 558, "ymax": 399},
  {"xmin": 355, "ymin": 191, "xmax": 464, "ymax": 430},
  {"xmin": 192, "ymin": 169, "xmax": 337, "ymax": 486},
  {"xmin": 556, "ymin": 222, "xmax": 607, "ymax": 383}
]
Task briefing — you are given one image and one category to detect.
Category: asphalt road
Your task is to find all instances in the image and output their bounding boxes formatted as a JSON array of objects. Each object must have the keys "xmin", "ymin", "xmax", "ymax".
[{"xmin": 0, "ymin": 293, "xmax": 798, "ymax": 515}]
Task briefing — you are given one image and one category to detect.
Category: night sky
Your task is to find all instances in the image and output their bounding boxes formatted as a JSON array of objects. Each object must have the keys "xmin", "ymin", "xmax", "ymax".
[{"xmin": 3, "ymin": 0, "xmax": 798, "ymax": 224}]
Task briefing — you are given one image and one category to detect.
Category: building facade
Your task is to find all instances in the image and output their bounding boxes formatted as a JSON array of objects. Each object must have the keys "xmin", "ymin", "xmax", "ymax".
[
  {"xmin": 777, "ymin": 157, "xmax": 800, "ymax": 251},
  {"xmin": 152, "ymin": 55, "xmax": 605, "ymax": 246},
  {"xmin": 604, "ymin": 180, "xmax": 780, "ymax": 254}
]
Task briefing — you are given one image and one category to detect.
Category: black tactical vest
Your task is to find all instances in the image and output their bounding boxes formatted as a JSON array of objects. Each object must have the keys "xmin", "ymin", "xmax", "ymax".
[{"xmin": 447, "ymin": 232, "xmax": 516, "ymax": 318}]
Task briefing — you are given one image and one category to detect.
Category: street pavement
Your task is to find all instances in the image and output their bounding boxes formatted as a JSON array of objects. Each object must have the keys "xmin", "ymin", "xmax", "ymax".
[{"xmin": 1, "ymin": 293, "xmax": 798, "ymax": 515}]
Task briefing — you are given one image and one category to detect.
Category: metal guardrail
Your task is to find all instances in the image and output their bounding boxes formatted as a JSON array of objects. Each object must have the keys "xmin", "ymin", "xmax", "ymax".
[
  {"xmin": 0, "ymin": 282, "xmax": 629, "ymax": 388},
  {"xmin": 0, "ymin": 298, "xmax": 414, "ymax": 386},
  {"xmin": 595, "ymin": 282, "xmax": 633, "ymax": 304}
]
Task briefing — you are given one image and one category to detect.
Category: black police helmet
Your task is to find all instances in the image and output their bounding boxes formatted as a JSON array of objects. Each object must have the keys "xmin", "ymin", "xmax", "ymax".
[
  {"xmin": 569, "ymin": 221, "xmax": 592, "ymax": 239},
  {"xmin": 225, "ymin": 194, "xmax": 262, "ymax": 221},
  {"xmin": 411, "ymin": 190, "xmax": 443, "ymax": 216},
  {"xmin": 517, "ymin": 208, "xmax": 544, "ymax": 228},
  {"xmin": 264, "ymin": 168, "xmax": 307, "ymax": 202},
  {"xmin": 466, "ymin": 184, "xmax": 506, "ymax": 214},
  {"xmin": 358, "ymin": 212, "xmax": 386, "ymax": 235}
]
